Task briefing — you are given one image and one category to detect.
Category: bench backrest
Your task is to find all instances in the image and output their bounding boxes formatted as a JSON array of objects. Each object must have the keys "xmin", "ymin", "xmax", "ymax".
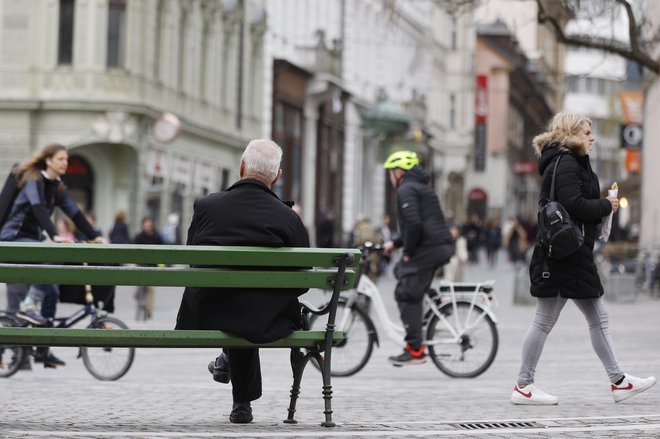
[{"xmin": 0, "ymin": 242, "xmax": 360, "ymax": 290}]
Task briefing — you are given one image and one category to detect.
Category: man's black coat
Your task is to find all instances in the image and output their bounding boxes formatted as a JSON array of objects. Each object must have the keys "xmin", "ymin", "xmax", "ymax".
[{"xmin": 175, "ymin": 179, "xmax": 310, "ymax": 343}]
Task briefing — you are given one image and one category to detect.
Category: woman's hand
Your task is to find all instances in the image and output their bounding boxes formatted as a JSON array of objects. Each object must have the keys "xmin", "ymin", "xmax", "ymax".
[{"xmin": 607, "ymin": 195, "xmax": 619, "ymax": 213}]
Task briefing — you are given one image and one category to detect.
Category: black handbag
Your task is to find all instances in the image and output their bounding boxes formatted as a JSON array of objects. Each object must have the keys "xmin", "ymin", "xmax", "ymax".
[{"xmin": 537, "ymin": 155, "xmax": 584, "ymax": 259}]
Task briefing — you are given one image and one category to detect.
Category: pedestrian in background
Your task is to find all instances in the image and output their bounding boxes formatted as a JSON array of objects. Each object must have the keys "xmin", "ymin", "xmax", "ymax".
[
  {"xmin": 462, "ymin": 213, "xmax": 482, "ymax": 264},
  {"xmin": 443, "ymin": 225, "xmax": 468, "ymax": 282},
  {"xmin": 484, "ymin": 217, "xmax": 502, "ymax": 269},
  {"xmin": 161, "ymin": 212, "xmax": 182, "ymax": 245},
  {"xmin": 504, "ymin": 216, "xmax": 527, "ymax": 266},
  {"xmin": 133, "ymin": 216, "xmax": 163, "ymax": 320},
  {"xmin": 512, "ymin": 112, "xmax": 656, "ymax": 405},
  {"xmin": 109, "ymin": 210, "xmax": 130, "ymax": 244},
  {"xmin": 175, "ymin": 139, "xmax": 309, "ymax": 424}
]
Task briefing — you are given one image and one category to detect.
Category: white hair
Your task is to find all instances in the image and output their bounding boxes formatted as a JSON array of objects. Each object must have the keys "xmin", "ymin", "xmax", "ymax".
[{"xmin": 241, "ymin": 139, "xmax": 282, "ymax": 182}]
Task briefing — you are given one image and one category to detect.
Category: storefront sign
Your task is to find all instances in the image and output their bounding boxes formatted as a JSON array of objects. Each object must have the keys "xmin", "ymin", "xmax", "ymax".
[
  {"xmin": 474, "ymin": 75, "xmax": 488, "ymax": 172},
  {"xmin": 619, "ymin": 90, "xmax": 644, "ymax": 124},
  {"xmin": 621, "ymin": 123, "xmax": 643, "ymax": 149},
  {"xmin": 512, "ymin": 161, "xmax": 537, "ymax": 174},
  {"xmin": 171, "ymin": 155, "xmax": 193, "ymax": 187},
  {"xmin": 146, "ymin": 148, "xmax": 168, "ymax": 178},
  {"xmin": 625, "ymin": 148, "xmax": 641, "ymax": 174}
]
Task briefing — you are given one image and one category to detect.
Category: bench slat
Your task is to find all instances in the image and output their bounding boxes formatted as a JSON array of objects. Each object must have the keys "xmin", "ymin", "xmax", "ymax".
[
  {"xmin": 0, "ymin": 243, "xmax": 360, "ymax": 268},
  {"xmin": 0, "ymin": 327, "xmax": 345, "ymax": 348},
  {"xmin": 0, "ymin": 264, "xmax": 356, "ymax": 288}
]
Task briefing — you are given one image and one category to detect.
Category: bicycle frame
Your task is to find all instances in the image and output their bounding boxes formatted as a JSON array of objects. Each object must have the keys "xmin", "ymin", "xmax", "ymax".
[
  {"xmin": 49, "ymin": 302, "xmax": 99, "ymax": 329},
  {"xmin": 340, "ymin": 272, "xmax": 497, "ymax": 349},
  {"xmin": 423, "ymin": 280, "xmax": 497, "ymax": 347}
]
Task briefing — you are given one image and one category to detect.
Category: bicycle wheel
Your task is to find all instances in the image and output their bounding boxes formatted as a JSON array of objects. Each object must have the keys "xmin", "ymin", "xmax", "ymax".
[
  {"xmin": 309, "ymin": 299, "xmax": 375, "ymax": 377},
  {"xmin": 81, "ymin": 316, "xmax": 135, "ymax": 381},
  {"xmin": 0, "ymin": 316, "xmax": 26, "ymax": 378},
  {"xmin": 426, "ymin": 301, "xmax": 498, "ymax": 378}
]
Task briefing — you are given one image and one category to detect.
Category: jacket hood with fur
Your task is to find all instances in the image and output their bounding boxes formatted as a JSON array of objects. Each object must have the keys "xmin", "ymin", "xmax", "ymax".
[{"xmin": 532, "ymin": 132, "xmax": 589, "ymax": 158}]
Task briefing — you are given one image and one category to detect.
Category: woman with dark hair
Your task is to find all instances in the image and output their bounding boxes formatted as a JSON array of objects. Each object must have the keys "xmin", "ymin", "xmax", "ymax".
[
  {"xmin": 0, "ymin": 143, "xmax": 105, "ymax": 367},
  {"xmin": 511, "ymin": 113, "xmax": 655, "ymax": 405}
]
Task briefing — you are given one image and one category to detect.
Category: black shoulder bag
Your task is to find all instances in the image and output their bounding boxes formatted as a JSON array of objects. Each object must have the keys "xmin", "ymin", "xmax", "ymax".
[{"xmin": 537, "ymin": 155, "xmax": 584, "ymax": 259}]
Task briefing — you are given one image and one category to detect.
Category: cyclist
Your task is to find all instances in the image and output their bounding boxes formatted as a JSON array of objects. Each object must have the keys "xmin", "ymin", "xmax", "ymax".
[
  {"xmin": 382, "ymin": 150, "xmax": 455, "ymax": 365},
  {"xmin": 0, "ymin": 143, "xmax": 106, "ymax": 367}
]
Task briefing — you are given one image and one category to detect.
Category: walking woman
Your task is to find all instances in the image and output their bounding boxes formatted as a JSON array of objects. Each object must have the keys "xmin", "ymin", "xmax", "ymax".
[
  {"xmin": 0, "ymin": 143, "xmax": 105, "ymax": 366},
  {"xmin": 511, "ymin": 113, "xmax": 655, "ymax": 405}
]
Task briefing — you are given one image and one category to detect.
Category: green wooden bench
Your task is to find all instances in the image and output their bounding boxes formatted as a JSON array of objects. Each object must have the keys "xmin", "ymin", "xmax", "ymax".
[{"xmin": 0, "ymin": 242, "xmax": 360, "ymax": 427}]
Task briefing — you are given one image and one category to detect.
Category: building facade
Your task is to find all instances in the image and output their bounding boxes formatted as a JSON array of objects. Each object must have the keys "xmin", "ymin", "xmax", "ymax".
[
  {"xmin": 264, "ymin": 0, "xmax": 475, "ymax": 244},
  {"xmin": 472, "ymin": 20, "xmax": 554, "ymax": 224},
  {"xmin": 0, "ymin": 0, "xmax": 266, "ymax": 235}
]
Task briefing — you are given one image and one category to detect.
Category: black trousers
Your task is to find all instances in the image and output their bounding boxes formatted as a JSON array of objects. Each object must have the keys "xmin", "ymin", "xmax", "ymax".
[
  {"xmin": 394, "ymin": 244, "xmax": 454, "ymax": 349},
  {"xmin": 225, "ymin": 348, "xmax": 262, "ymax": 403}
]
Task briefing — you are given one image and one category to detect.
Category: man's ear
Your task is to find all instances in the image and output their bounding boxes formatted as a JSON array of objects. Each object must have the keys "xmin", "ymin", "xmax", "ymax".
[
  {"xmin": 239, "ymin": 160, "xmax": 246, "ymax": 178},
  {"xmin": 270, "ymin": 168, "xmax": 282, "ymax": 188}
]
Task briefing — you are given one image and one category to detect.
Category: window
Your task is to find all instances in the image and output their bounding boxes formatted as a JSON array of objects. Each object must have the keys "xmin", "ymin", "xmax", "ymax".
[
  {"xmin": 450, "ymin": 16, "xmax": 457, "ymax": 51},
  {"xmin": 235, "ymin": 0, "xmax": 245, "ymax": 130},
  {"xmin": 58, "ymin": 0, "xmax": 75, "ymax": 65},
  {"xmin": 107, "ymin": 0, "xmax": 126, "ymax": 68},
  {"xmin": 154, "ymin": 1, "xmax": 163, "ymax": 79},
  {"xmin": 449, "ymin": 93, "xmax": 456, "ymax": 129}
]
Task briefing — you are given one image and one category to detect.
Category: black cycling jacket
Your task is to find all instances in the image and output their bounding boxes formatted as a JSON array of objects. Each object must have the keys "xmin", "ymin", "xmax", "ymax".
[{"xmin": 393, "ymin": 166, "xmax": 453, "ymax": 258}]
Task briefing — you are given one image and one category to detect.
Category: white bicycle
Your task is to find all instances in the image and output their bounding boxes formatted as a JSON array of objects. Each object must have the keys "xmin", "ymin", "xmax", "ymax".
[{"xmin": 309, "ymin": 243, "xmax": 499, "ymax": 378}]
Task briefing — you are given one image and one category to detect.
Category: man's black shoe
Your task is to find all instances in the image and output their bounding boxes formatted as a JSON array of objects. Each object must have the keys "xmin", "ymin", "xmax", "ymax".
[
  {"xmin": 207, "ymin": 353, "xmax": 230, "ymax": 383},
  {"xmin": 34, "ymin": 350, "xmax": 66, "ymax": 368},
  {"xmin": 229, "ymin": 402, "xmax": 253, "ymax": 424}
]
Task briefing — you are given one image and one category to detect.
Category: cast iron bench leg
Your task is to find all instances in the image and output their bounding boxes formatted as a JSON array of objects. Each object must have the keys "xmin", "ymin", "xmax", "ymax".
[{"xmin": 284, "ymin": 348, "xmax": 305, "ymax": 424}]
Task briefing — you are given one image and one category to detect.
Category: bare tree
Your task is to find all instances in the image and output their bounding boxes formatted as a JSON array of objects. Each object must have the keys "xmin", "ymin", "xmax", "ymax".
[
  {"xmin": 536, "ymin": 0, "xmax": 660, "ymax": 74},
  {"xmin": 426, "ymin": 0, "xmax": 659, "ymax": 74}
]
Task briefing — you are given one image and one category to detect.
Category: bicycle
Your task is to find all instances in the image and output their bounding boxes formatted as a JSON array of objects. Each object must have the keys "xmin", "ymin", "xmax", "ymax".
[
  {"xmin": 308, "ymin": 242, "xmax": 499, "ymax": 378},
  {"xmin": 0, "ymin": 283, "xmax": 135, "ymax": 381}
]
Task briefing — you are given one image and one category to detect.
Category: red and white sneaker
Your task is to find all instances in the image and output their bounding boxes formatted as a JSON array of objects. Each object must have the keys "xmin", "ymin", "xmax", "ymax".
[
  {"xmin": 511, "ymin": 384, "xmax": 559, "ymax": 405},
  {"xmin": 611, "ymin": 374, "xmax": 656, "ymax": 403}
]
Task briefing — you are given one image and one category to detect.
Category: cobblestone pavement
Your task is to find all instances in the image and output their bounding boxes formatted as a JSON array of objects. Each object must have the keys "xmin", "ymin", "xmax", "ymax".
[{"xmin": 1, "ymin": 250, "xmax": 659, "ymax": 438}]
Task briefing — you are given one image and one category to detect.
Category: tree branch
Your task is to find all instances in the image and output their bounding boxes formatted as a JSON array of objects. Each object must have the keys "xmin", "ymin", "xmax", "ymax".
[
  {"xmin": 615, "ymin": 0, "xmax": 639, "ymax": 53},
  {"xmin": 536, "ymin": 0, "xmax": 660, "ymax": 74}
]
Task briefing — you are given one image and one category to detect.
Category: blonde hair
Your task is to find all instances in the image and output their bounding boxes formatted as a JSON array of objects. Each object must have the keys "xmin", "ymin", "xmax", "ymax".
[
  {"xmin": 240, "ymin": 139, "xmax": 282, "ymax": 183},
  {"xmin": 532, "ymin": 113, "xmax": 592, "ymax": 156},
  {"xmin": 547, "ymin": 112, "xmax": 592, "ymax": 138}
]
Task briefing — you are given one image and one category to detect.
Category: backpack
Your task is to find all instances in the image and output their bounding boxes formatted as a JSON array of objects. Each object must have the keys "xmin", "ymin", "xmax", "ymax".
[
  {"xmin": 0, "ymin": 164, "xmax": 20, "ymax": 229},
  {"xmin": 537, "ymin": 155, "xmax": 584, "ymax": 259}
]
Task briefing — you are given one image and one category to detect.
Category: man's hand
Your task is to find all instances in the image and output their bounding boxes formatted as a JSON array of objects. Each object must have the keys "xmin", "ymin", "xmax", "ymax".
[
  {"xmin": 91, "ymin": 236, "xmax": 108, "ymax": 244},
  {"xmin": 402, "ymin": 255, "xmax": 410, "ymax": 263},
  {"xmin": 53, "ymin": 235, "xmax": 74, "ymax": 243},
  {"xmin": 383, "ymin": 240, "xmax": 395, "ymax": 256}
]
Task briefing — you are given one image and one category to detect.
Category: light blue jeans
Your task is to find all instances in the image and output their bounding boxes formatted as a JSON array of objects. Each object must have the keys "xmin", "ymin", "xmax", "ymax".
[
  {"xmin": 517, "ymin": 296, "xmax": 624, "ymax": 385},
  {"xmin": 10, "ymin": 237, "xmax": 59, "ymax": 319}
]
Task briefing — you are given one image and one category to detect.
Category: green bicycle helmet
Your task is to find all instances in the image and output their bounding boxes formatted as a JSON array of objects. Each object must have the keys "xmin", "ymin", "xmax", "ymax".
[{"xmin": 383, "ymin": 150, "xmax": 419, "ymax": 170}]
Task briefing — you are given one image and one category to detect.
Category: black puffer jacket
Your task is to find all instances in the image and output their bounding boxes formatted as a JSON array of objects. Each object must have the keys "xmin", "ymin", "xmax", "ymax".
[
  {"xmin": 393, "ymin": 166, "xmax": 453, "ymax": 258},
  {"xmin": 529, "ymin": 140, "xmax": 612, "ymax": 299}
]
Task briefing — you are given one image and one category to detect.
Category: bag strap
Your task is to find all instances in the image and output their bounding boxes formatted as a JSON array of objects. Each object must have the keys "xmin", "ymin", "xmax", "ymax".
[{"xmin": 549, "ymin": 155, "xmax": 563, "ymax": 202}]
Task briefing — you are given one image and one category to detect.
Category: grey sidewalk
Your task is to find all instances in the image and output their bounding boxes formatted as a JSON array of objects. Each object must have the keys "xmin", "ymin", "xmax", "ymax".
[{"xmin": 1, "ymin": 249, "xmax": 659, "ymax": 438}]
